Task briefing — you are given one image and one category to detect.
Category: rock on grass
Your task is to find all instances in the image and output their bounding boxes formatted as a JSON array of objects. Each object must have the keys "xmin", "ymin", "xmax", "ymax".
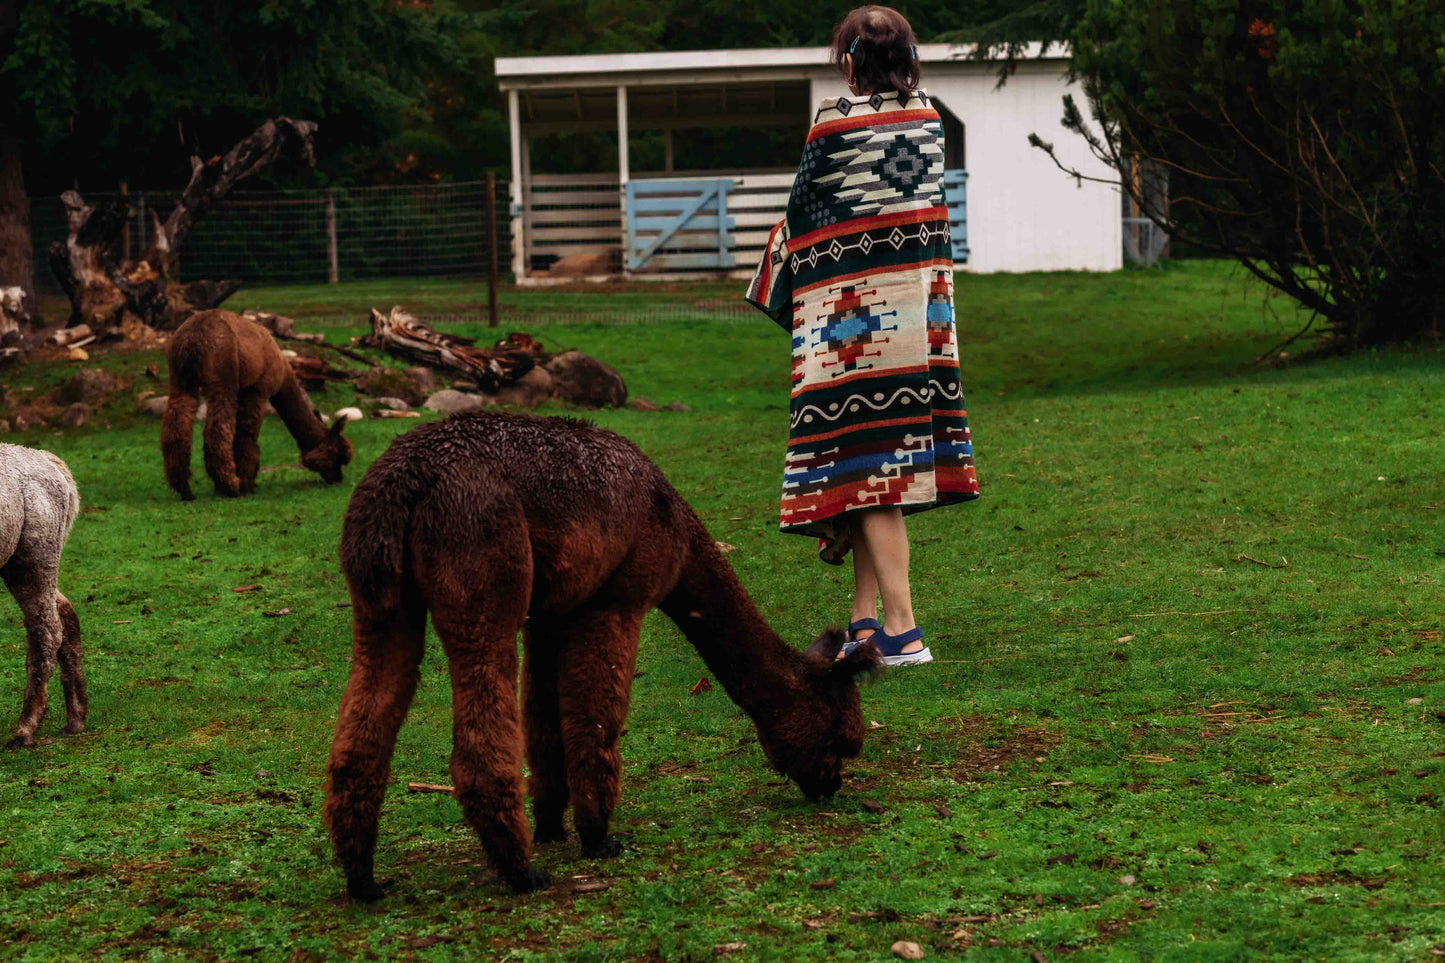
[{"xmin": 892, "ymin": 940, "xmax": 925, "ymax": 960}]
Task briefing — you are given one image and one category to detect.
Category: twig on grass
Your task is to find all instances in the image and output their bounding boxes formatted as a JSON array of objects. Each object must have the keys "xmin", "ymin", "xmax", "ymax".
[
  {"xmin": 407, "ymin": 782, "xmax": 454, "ymax": 794},
  {"xmin": 1236, "ymin": 554, "xmax": 1290, "ymax": 569},
  {"xmin": 1128, "ymin": 609, "xmax": 1250, "ymax": 619},
  {"xmin": 278, "ymin": 332, "xmax": 378, "ymax": 369}
]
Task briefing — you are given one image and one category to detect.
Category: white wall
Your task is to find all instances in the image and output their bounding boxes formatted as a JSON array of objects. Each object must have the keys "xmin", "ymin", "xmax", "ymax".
[{"xmin": 810, "ymin": 63, "xmax": 1121, "ymax": 274}]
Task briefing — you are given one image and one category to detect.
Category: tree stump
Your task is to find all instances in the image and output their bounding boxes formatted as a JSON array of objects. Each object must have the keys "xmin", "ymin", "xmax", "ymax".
[{"xmin": 48, "ymin": 117, "xmax": 317, "ymax": 336}]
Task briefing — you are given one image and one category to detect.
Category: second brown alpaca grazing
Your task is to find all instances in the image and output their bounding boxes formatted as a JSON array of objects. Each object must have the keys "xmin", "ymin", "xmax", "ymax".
[
  {"xmin": 325, "ymin": 412, "xmax": 882, "ymax": 900},
  {"xmin": 161, "ymin": 310, "xmax": 352, "ymax": 500}
]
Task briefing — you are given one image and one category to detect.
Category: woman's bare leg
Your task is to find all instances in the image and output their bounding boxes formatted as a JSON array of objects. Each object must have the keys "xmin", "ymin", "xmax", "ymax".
[
  {"xmin": 850, "ymin": 525, "xmax": 880, "ymax": 640},
  {"xmin": 856, "ymin": 507, "xmax": 923, "ymax": 653}
]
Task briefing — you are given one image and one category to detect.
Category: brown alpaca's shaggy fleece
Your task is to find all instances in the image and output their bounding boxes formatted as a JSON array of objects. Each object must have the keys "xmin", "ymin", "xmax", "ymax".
[
  {"xmin": 324, "ymin": 412, "xmax": 881, "ymax": 900},
  {"xmin": 162, "ymin": 309, "xmax": 352, "ymax": 500}
]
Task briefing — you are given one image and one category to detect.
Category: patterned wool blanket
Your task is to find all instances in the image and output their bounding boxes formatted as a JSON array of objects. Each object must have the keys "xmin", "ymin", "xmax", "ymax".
[{"xmin": 746, "ymin": 89, "xmax": 979, "ymax": 562}]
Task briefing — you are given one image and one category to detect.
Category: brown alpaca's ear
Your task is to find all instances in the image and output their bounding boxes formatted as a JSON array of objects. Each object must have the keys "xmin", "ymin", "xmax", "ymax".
[
  {"xmin": 832, "ymin": 640, "xmax": 885, "ymax": 684},
  {"xmin": 806, "ymin": 627, "xmax": 848, "ymax": 662},
  {"xmin": 329, "ymin": 415, "xmax": 348, "ymax": 439}
]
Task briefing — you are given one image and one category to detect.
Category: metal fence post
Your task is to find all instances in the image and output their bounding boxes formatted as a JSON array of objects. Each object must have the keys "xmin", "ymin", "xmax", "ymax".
[
  {"xmin": 120, "ymin": 182, "xmax": 130, "ymax": 262},
  {"xmin": 325, "ymin": 190, "xmax": 339, "ymax": 284},
  {"xmin": 486, "ymin": 171, "xmax": 499, "ymax": 328}
]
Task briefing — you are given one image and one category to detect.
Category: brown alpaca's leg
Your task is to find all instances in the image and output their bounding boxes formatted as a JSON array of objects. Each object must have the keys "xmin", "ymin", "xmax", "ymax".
[
  {"xmin": 4, "ymin": 567, "xmax": 63, "ymax": 749},
  {"xmin": 54, "ymin": 593, "xmax": 85, "ymax": 736},
  {"xmin": 556, "ymin": 607, "xmax": 645, "ymax": 859},
  {"xmin": 202, "ymin": 389, "xmax": 243, "ymax": 497},
  {"xmin": 324, "ymin": 592, "xmax": 427, "ymax": 902},
  {"xmin": 435, "ymin": 603, "xmax": 549, "ymax": 893},
  {"xmin": 233, "ymin": 390, "xmax": 267, "ymax": 495},
  {"xmin": 413, "ymin": 495, "xmax": 545, "ymax": 893},
  {"xmin": 161, "ymin": 392, "xmax": 199, "ymax": 501},
  {"xmin": 523, "ymin": 625, "xmax": 568, "ymax": 843}
]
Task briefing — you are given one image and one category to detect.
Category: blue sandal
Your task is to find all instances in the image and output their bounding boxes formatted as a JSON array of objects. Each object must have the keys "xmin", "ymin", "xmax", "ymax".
[
  {"xmin": 838, "ymin": 619, "xmax": 882, "ymax": 660},
  {"xmin": 863, "ymin": 626, "xmax": 932, "ymax": 667},
  {"xmin": 847, "ymin": 618, "xmax": 882, "ymax": 643}
]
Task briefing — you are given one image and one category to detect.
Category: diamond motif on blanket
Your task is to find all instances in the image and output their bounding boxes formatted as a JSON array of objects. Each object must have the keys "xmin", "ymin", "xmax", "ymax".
[
  {"xmin": 877, "ymin": 137, "xmax": 926, "ymax": 196},
  {"xmin": 835, "ymin": 98, "xmax": 853, "ymax": 116},
  {"xmin": 858, "ymin": 234, "xmax": 874, "ymax": 255},
  {"xmin": 827, "ymin": 239, "xmax": 845, "ymax": 260},
  {"xmin": 888, "ymin": 227, "xmax": 906, "ymax": 249},
  {"xmin": 869, "ymin": 92, "xmax": 885, "ymax": 111}
]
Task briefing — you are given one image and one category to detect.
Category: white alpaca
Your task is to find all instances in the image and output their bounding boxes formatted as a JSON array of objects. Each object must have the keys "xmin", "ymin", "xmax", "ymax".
[{"xmin": 0, "ymin": 444, "xmax": 85, "ymax": 747}]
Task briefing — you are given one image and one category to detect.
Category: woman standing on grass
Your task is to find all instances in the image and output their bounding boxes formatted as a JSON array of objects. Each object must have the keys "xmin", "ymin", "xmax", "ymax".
[{"xmin": 746, "ymin": 5, "xmax": 979, "ymax": 667}]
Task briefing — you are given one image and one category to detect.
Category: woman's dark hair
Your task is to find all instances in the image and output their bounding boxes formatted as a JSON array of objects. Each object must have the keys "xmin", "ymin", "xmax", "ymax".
[{"xmin": 830, "ymin": 6, "xmax": 921, "ymax": 95}]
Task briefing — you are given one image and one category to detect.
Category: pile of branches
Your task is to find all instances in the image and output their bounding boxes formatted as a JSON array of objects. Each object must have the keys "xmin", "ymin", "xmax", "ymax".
[{"xmin": 363, "ymin": 307, "xmax": 546, "ymax": 392}]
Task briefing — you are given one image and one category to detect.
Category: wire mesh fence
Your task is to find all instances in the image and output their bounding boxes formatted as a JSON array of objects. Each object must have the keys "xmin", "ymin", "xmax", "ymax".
[
  {"xmin": 30, "ymin": 180, "xmax": 513, "ymax": 294},
  {"xmin": 276, "ymin": 298, "xmax": 758, "ymax": 331}
]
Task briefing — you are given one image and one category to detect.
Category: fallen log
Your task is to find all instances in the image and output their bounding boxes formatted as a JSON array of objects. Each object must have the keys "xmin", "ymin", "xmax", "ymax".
[
  {"xmin": 364, "ymin": 307, "xmax": 535, "ymax": 392},
  {"xmin": 46, "ymin": 324, "xmax": 92, "ymax": 347},
  {"xmin": 48, "ymin": 117, "xmax": 316, "ymax": 334}
]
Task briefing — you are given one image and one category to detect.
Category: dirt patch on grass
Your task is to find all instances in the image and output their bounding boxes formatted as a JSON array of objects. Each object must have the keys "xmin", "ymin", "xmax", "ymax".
[
  {"xmin": 951, "ymin": 721, "xmax": 1060, "ymax": 777},
  {"xmin": 874, "ymin": 715, "xmax": 1061, "ymax": 782},
  {"xmin": 16, "ymin": 861, "xmax": 97, "ymax": 889},
  {"xmin": 1286, "ymin": 869, "xmax": 1389, "ymax": 890}
]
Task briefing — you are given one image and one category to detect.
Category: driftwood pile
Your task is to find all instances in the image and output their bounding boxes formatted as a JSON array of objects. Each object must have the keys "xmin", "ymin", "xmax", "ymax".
[
  {"xmin": 0, "ymin": 303, "xmax": 630, "ymax": 435},
  {"xmin": 242, "ymin": 307, "xmax": 628, "ymax": 410},
  {"xmin": 360, "ymin": 307, "xmax": 626, "ymax": 408},
  {"xmin": 362, "ymin": 308, "xmax": 538, "ymax": 393}
]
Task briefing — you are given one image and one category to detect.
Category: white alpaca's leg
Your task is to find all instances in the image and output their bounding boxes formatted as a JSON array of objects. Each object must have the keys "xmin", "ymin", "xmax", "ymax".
[{"xmin": 5, "ymin": 564, "xmax": 63, "ymax": 748}]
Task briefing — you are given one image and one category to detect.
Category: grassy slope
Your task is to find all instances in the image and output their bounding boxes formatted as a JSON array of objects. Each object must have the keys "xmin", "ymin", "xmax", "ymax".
[{"xmin": 3, "ymin": 261, "xmax": 1443, "ymax": 962}]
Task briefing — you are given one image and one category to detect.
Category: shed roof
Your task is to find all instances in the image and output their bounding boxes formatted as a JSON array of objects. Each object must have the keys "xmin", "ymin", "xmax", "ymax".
[{"xmin": 495, "ymin": 43, "xmax": 1061, "ymax": 90}]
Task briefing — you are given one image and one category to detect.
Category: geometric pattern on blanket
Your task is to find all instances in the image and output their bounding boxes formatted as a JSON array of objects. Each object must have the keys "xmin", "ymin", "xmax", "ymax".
[{"xmin": 748, "ymin": 89, "xmax": 979, "ymax": 563}]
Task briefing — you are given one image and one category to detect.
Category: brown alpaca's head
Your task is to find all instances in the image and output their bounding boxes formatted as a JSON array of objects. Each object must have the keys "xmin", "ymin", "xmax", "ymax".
[
  {"xmin": 756, "ymin": 628, "xmax": 883, "ymax": 802},
  {"xmin": 300, "ymin": 415, "xmax": 354, "ymax": 485}
]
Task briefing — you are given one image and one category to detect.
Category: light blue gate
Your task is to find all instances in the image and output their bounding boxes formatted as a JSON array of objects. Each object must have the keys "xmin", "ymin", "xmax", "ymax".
[
  {"xmin": 624, "ymin": 178, "xmax": 735, "ymax": 272},
  {"xmin": 942, "ymin": 168, "xmax": 969, "ymax": 265}
]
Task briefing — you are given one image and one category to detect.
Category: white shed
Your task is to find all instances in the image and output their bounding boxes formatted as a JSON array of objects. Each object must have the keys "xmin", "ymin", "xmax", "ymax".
[{"xmin": 495, "ymin": 44, "xmax": 1121, "ymax": 282}]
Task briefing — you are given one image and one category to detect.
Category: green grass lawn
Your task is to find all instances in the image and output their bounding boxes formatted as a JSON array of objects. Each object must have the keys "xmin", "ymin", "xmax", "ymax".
[{"xmin": 4, "ymin": 261, "xmax": 1444, "ymax": 962}]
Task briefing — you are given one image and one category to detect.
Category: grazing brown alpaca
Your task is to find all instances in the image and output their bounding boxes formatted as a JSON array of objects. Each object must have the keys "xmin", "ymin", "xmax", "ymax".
[
  {"xmin": 161, "ymin": 309, "xmax": 352, "ymax": 500},
  {"xmin": 325, "ymin": 412, "xmax": 881, "ymax": 900}
]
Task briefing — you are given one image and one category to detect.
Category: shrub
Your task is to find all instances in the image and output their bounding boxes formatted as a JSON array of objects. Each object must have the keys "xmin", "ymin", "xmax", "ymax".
[{"xmin": 1035, "ymin": 0, "xmax": 1445, "ymax": 350}]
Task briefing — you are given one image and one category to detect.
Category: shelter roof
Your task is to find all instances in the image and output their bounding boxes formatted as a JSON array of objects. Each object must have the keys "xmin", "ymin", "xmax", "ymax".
[{"xmin": 495, "ymin": 43, "xmax": 1062, "ymax": 90}]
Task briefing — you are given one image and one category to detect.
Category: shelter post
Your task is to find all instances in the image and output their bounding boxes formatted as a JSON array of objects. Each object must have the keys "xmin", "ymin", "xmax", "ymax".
[{"xmin": 508, "ymin": 89, "xmax": 525, "ymax": 278}]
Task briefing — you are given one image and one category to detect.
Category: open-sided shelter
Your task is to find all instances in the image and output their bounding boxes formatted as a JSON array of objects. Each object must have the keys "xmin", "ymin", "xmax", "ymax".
[{"xmin": 495, "ymin": 44, "xmax": 1121, "ymax": 282}]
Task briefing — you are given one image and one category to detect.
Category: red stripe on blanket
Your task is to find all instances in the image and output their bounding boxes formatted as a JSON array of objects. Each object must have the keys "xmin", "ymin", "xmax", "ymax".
[
  {"xmin": 807, "ymin": 108, "xmax": 941, "ymax": 144},
  {"xmin": 788, "ymin": 206, "xmax": 947, "ymax": 252},
  {"xmin": 753, "ymin": 220, "xmax": 784, "ymax": 300},
  {"xmin": 790, "ymin": 363, "xmax": 930, "ymax": 399},
  {"xmin": 788, "ymin": 414, "xmax": 932, "ymax": 446}
]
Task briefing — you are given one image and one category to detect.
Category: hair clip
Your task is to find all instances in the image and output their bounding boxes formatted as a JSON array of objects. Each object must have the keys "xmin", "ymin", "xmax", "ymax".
[
  {"xmin": 849, "ymin": 37, "xmax": 859, "ymax": 54},
  {"xmin": 911, "ymin": 43, "xmax": 918, "ymax": 61}
]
